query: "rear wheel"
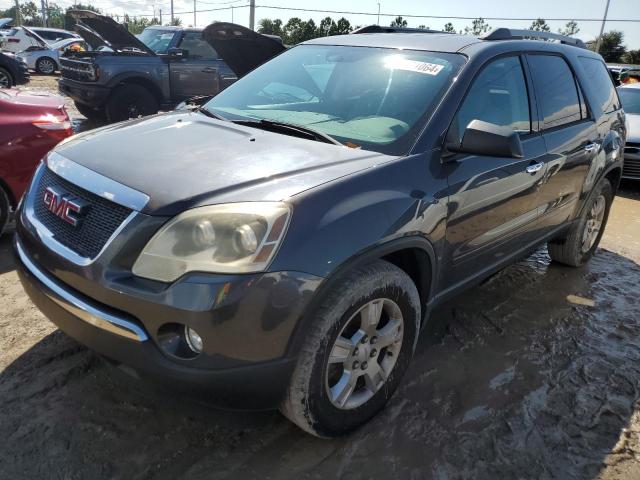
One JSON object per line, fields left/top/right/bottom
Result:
{"left": 0, "top": 187, "right": 10, "bottom": 236}
{"left": 106, "top": 84, "right": 159, "bottom": 123}
{"left": 0, "top": 67, "right": 13, "bottom": 88}
{"left": 547, "top": 178, "right": 613, "bottom": 267}
{"left": 74, "top": 102, "right": 106, "bottom": 122}
{"left": 36, "top": 57, "right": 57, "bottom": 75}
{"left": 281, "top": 260, "right": 421, "bottom": 437}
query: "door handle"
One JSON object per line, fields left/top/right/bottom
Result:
{"left": 526, "top": 162, "right": 545, "bottom": 174}
{"left": 584, "top": 143, "right": 599, "bottom": 154}
{"left": 201, "top": 67, "right": 217, "bottom": 73}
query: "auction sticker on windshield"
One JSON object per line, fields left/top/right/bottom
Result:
{"left": 384, "top": 56, "right": 445, "bottom": 75}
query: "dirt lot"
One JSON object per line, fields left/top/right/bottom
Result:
{"left": 2, "top": 75, "right": 640, "bottom": 479}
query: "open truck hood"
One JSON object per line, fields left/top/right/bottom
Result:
{"left": 202, "top": 22, "right": 285, "bottom": 77}
{"left": 68, "top": 10, "right": 154, "bottom": 55}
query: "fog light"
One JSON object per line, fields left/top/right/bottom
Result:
{"left": 185, "top": 326, "right": 203, "bottom": 353}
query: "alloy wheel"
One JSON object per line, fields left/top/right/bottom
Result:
{"left": 581, "top": 194, "right": 606, "bottom": 253}
{"left": 39, "top": 59, "right": 55, "bottom": 74}
{"left": 0, "top": 70, "right": 10, "bottom": 88}
{"left": 325, "top": 298, "right": 404, "bottom": 410}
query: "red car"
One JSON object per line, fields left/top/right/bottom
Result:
{"left": 0, "top": 89, "right": 72, "bottom": 233}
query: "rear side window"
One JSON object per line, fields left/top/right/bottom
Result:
{"left": 579, "top": 57, "right": 620, "bottom": 113}
{"left": 527, "top": 55, "right": 583, "bottom": 129}
{"left": 454, "top": 55, "right": 531, "bottom": 142}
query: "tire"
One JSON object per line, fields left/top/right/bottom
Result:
{"left": 74, "top": 102, "right": 106, "bottom": 122}
{"left": 0, "top": 187, "right": 10, "bottom": 236}
{"left": 281, "top": 260, "right": 421, "bottom": 437}
{"left": 106, "top": 84, "right": 159, "bottom": 123}
{"left": 35, "top": 57, "right": 57, "bottom": 75}
{"left": 547, "top": 178, "right": 614, "bottom": 267}
{"left": 0, "top": 67, "right": 13, "bottom": 88}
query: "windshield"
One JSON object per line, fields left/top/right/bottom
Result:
{"left": 618, "top": 87, "right": 640, "bottom": 115}
{"left": 203, "top": 45, "right": 465, "bottom": 154}
{"left": 138, "top": 28, "right": 175, "bottom": 54}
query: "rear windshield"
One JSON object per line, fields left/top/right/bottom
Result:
{"left": 203, "top": 44, "right": 465, "bottom": 155}
{"left": 618, "top": 87, "right": 640, "bottom": 115}
{"left": 138, "top": 29, "right": 175, "bottom": 54}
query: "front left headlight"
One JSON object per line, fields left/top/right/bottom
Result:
{"left": 132, "top": 202, "right": 291, "bottom": 282}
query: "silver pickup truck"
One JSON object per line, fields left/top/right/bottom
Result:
{"left": 58, "top": 11, "right": 284, "bottom": 122}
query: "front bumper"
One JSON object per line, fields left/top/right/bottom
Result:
{"left": 14, "top": 229, "right": 323, "bottom": 409}
{"left": 59, "top": 77, "right": 110, "bottom": 108}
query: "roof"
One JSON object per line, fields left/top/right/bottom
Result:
{"left": 30, "top": 27, "right": 75, "bottom": 33}
{"left": 303, "top": 32, "right": 480, "bottom": 53}
{"left": 145, "top": 25, "right": 203, "bottom": 32}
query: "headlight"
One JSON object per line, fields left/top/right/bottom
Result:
{"left": 132, "top": 202, "right": 291, "bottom": 282}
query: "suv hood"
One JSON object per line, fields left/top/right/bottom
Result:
{"left": 0, "top": 18, "right": 12, "bottom": 29}
{"left": 74, "top": 23, "right": 107, "bottom": 50}
{"left": 54, "top": 111, "right": 394, "bottom": 215}
{"left": 22, "top": 26, "right": 48, "bottom": 47}
{"left": 68, "top": 10, "right": 154, "bottom": 55}
{"left": 203, "top": 22, "right": 285, "bottom": 77}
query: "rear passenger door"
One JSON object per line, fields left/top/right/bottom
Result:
{"left": 170, "top": 31, "right": 221, "bottom": 101}
{"left": 443, "top": 55, "right": 549, "bottom": 288}
{"left": 525, "top": 54, "right": 599, "bottom": 231}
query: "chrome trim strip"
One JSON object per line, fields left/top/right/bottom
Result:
{"left": 46, "top": 152, "right": 150, "bottom": 211}
{"left": 24, "top": 159, "right": 144, "bottom": 266}
{"left": 16, "top": 240, "right": 149, "bottom": 342}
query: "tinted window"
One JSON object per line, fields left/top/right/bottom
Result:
{"left": 618, "top": 87, "right": 640, "bottom": 115}
{"left": 455, "top": 56, "right": 530, "bottom": 142}
{"left": 179, "top": 32, "right": 218, "bottom": 59}
{"left": 138, "top": 29, "right": 176, "bottom": 54}
{"left": 579, "top": 57, "right": 620, "bottom": 113}
{"left": 528, "top": 55, "right": 582, "bottom": 129}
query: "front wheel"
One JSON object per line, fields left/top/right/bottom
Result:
{"left": 0, "top": 67, "right": 13, "bottom": 88}
{"left": 35, "top": 57, "right": 57, "bottom": 75}
{"left": 106, "top": 84, "right": 159, "bottom": 123}
{"left": 547, "top": 178, "right": 614, "bottom": 267}
{"left": 74, "top": 102, "right": 106, "bottom": 122}
{"left": 281, "top": 260, "right": 421, "bottom": 437}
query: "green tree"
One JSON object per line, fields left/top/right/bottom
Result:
{"left": 168, "top": 17, "right": 182, "bottom": 26}
{"left": 529, "top": 18, "right": 551, "bottom": 32}
{"left": 390, "top": 16, "right": 408, "bottom": 27}
{"left": 258, "top": 18, "right": 284, "bottom": 37}
{"left": 318, "top": 16, "right": 336, "bottom": 36}
{"left": 283, "top": 17, "right": 306, "bottom": 44}
{"left": 443, "top": 22, "right": 456, "bottom": 33}
{"left": 464, "top": 18, "right": 490, "bottom": 36}
{"left": 590, "top": 30, "right": 627, "bottom": 62}
{"left": 124, "top": 15, "right": 160, "bottom": 35}
{"left": 621, "top": 49, "right": 640, "bottom": 65}
{"left": 333, "top": 17, "right": 352, "bottom": 35}
{"left": 559, "top": 20, "right": 580, "bottom": 36}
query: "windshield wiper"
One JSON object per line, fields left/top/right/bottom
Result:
{"left": 233, "top": 119, "right": 343, "bottom": 146}
{"left": 197, "top": 106, "right": 228, "bottom": 121}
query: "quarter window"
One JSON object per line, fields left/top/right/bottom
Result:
{"left": 579, "top": 57, "right": 620, "bottom": 114}
{"left": 527, "top": 55, "right": 583, "bottom": 129}
{"left": 454, "top": 56, "right": 531, "bottom": 143}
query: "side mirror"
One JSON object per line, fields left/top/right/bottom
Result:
{"left": 168, "top": 47, "right": 187, "bottom": 58}
{"left": 448, "top": 120, "right": 524, "bottom": 159}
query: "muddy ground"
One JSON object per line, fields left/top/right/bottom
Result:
{"left": 1, "top": 75, "right": 640, "bottom": 479}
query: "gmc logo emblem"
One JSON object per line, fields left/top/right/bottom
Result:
{"left": 43, "top": 187, "right": 89, "bottom": 227}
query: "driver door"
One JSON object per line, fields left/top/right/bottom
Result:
{"left": 170, "top": 31, "right": 221, "bottom": 101}
{"left": 442, "top": 55, "right": 550, "bottom": 288}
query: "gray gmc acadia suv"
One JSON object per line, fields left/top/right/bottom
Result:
{"left": 14, "top": 27, "right": 625, "bottom": 437}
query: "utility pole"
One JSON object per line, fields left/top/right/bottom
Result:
{"left": 377, "top": 3, "right": 380, "bottom": 26}
{"left": 14, "top": 0, "right": 21, "bottom": 26}
{"left": 595, "top": 0, "right": 611, "bottom": 53}
{"left": 193, "top": 0, "right": 196, "bottom": 26}
{"left": 231, "top": 6, "right": 234, "bottom": 23}
{"left": 40, "top": 0, "right": 46, "bottom": 26}
{"left": 170, "top": 0, "right": 174, "bottom": 25}
{"left": 249, "top": 0, "right": 255, "bottom": 30}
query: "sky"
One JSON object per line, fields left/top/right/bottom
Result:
{"left": 1, "top": 0, "right": 639, "bottom": 49}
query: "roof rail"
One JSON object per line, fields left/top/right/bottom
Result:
{"left": 352, "top": 25, "right": 449, "bottom": 35}
{"left": 482, "top": 28, "right": 587, "bottom": 49}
